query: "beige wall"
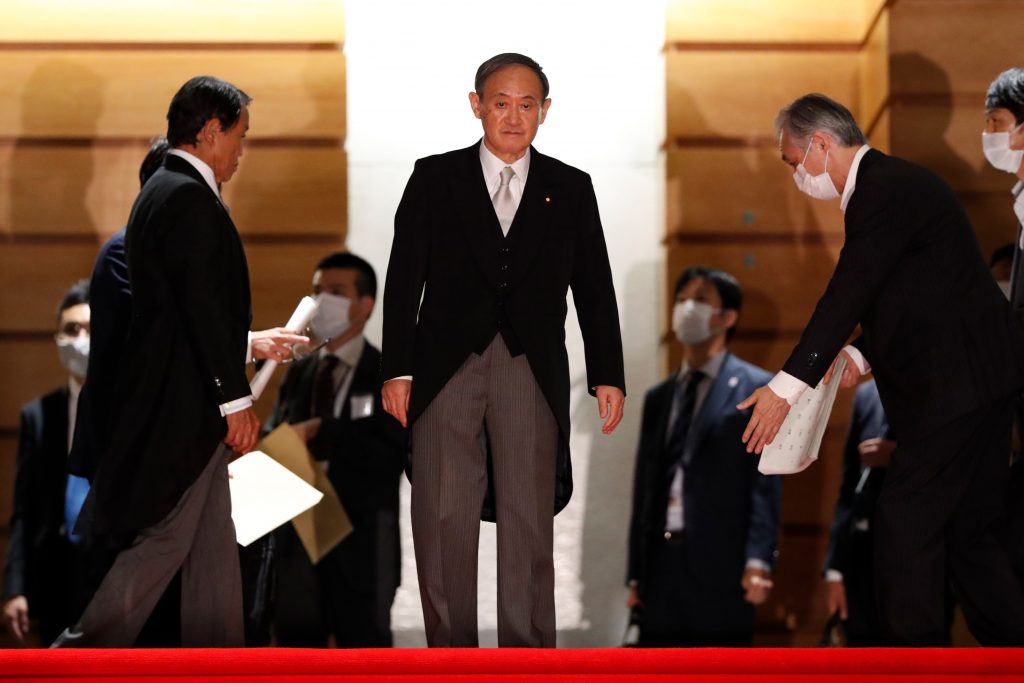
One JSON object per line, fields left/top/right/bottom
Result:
{"left": 0, "top": 4, "right": 346, "bottom": 638}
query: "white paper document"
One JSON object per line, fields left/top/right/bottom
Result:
{"left": 758, "top": 357, "right": 847, "bottom": 475}
{"left": 228, "top": 450, "right": 324, "bottom": 546}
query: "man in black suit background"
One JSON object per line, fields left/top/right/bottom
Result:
{"left": 2, "top": 282, "right": 90, "bottom": 645}
{"left": 53, "top": 76, "right": 304, "bottom": 648}
{"left": 264, "top": 251, "right": 406, "bottom": 647}
{"left": 740, "top": 94, "right": 1024, "bottom": 645}
{"left": 381, "top": 53, "right": 626, "bottom": 648}
{"left": 627, "top": 267, "right": 781, "bottom": 647}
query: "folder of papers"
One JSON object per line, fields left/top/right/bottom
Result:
{"left": 758, "top": 356, "right": 847, "bottom": 475}
{"left": 257, "top": 423, "right": 353, "bottom": 564}
{"left": 228, "top": 451, "right": 323, "bottom": 547}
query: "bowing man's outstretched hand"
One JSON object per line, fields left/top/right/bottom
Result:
{"left": 596, "top": 385, "right": 625, "bottom": 435}
{"left": 737, "top": 386, "right": 790, "bottom": 455}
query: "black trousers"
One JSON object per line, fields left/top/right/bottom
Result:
{"left": 638, "top": 534, "right": 754, "bottom": 648}
{"left": 875, "top": 400, "right": 1024, "bottom": 646}
{"left": 273, "top": 524, "right": 394, "bottom": 648}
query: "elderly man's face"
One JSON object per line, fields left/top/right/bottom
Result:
{"left": 779, "top": 129, "right": 829, "bottom": 177}
{"left": 469, "top": 65, "right": 551, "bottom": 163}
{"left": 208, "top": 107, "right": 249, "bottom": 184}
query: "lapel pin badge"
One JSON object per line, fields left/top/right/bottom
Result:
{"left": 544, "top": 196, "right": 552, "bottom": 204}
{"left": 728, "top": 376, "right": 739, "bottom": 388}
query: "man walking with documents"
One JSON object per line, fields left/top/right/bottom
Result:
{"left": 739, "top": 94, "right": 1024, "bottom": 645}
{"left": 53, "top": 76, "right": 303, "bottom": 647}
{"left": 627, "top": 267, "right": 780, "bottom": 647}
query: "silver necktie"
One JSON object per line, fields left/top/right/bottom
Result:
{"left": 492, "top": 166, "right": 516, "bottom": 236}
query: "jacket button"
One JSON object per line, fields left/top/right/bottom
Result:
{"left": 806, "top": 352, "right": 819, "bottom": 368}
{"left": 502, "top": 247, "right": 511, "bottom": 254}
{"left": 500, "top": 282, "right": 509, "bottom": 289}
{"left": 501, "top": 265, "right": 509, "bottom": 271}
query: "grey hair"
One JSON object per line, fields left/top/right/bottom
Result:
{"left": 475, "top": 53, "right": 549, "bottom": 99}
{"left": 774, "top": 93, "right": 867, "bottom": 147}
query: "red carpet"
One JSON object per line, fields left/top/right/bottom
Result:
{"left": 1, "top": 648, "right": 1023, "bottom": 682}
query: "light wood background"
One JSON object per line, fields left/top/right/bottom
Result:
{"left": 0, "top": 3, "right": 346, "bottom": 633}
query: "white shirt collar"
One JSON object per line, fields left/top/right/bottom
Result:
{"left": 320, "top": 333, "right": 365, "bottom": 368}
{"left": 1012, "top": 180, "right": 1023, "bottom": 199}
{"left": 479, "top": 140, "right": 530, "bottom": 190}
{"left": 679, "top": 348, "right": 727, "bottom": 382}
{"left": 168, "top": 148, "right": 221, "bottom": 200}
{"left": 840, "top": 145, "right": 871, "bottom": 213}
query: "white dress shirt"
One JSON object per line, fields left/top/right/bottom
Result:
{"left": 1012, "top": 181, "right": 1024, "bottom": 238}
{"left": 768, "top": 145, "right": 872, "bottom": 405}
{"left": 67, "top": 376, "right": 82, "bottom": 455}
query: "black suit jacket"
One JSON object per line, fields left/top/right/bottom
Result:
{"left": 264, "top": 341, "right": 406, "bottom": 593}
{"left": 627, "top": 353, "right": 782, "bottom": 611}
{"left": 783, "top": 149, "right": 1024, "bottom": 442}
{"left": 383, "top": 142, "right": 626, "bottom": 516}
{"left": 69, "top": 228, "right": 130, "bottom": 480}
{"left": 3, "top": 387, "right": 76, "bottom": 639}
{"left": 82, "top": 155, "right": 252, "bottom": 540}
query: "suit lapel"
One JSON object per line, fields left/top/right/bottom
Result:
{"left": 451, "top": 143, "right": 504, "bottom": 288}
{"left": 685, "top": 353, "right": 740, "bottom": 466}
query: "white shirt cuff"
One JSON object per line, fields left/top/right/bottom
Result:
{"left": 385, "top": 376, "right": 413, "bottom": 383}
{"left": 825, "top": 569, "right": 844, "bottom": 583}
{"left": 842, "top": 345, "right": 870, "bottom": 374}
{"left": 767, "top": 371, "right": 809, "bottom": 406}
{"left": 219, "top": 396, "right": 253, "bottom": 416}
{"left": 745, "top": 558, "right": 772, "bottom": 573}
{"left": 245, "top": 331, "right": 253, "bottom": 365}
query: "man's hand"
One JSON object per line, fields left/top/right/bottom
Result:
{"left": 382, "top": 379, "right": 412, "bottom": 428}
{"left": 225, "top": 407, "right": 260, "bottom": 454}
{"left": 738, "top": 386, "right": 791, "bottom": 454}
{"left": 741, "top": 567, "right": 773, "bottom": 605}
{"left": 251, "top": 327, "right": 309, "bottom": 362}
{"left": 596, "top": 385, "right": 625, "bottom": 435}
{"left": 290, "top": 417, "right": 322, "bottom": 445}
{"left": 627, "top": 585, "right": 643, "bottom": 609}
{"left": 2, "top": 595, "right": 29, "bottom": 643}
{"left": 858, "top": 437, "right": 896, "bottom": 469}
{"left": 823, "top": 349, "right": 861, "bottom": 389}
{"left": 826, "top": 579, "right": 848, "bottom": 620}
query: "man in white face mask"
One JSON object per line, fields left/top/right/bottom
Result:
{"left": 983, "top": 68, "right": 1024, "bottom": 309}
{"left": 262, "top": 251, "right": 406, "bottom": 648}
{"left": 740, "top": 93, "right": 1024, "bottom": 646}
{"left": 2, "top": 281, "right": 93, "bottom": 645}
{"left": 626, "top": 267, "right": 781, "bottom": 647}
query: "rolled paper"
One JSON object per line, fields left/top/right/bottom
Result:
{"left": 249, "top": 295, "right": 320, "bottom": 400}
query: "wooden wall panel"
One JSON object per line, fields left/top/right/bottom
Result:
{"left": 0, "top": 341, "right": 67, "bottom": 431}
{"left": 667, "top": 0, "right": 882, "bottom": 44}
{"left": 667, "top": 52, "right": 860, "bottom": 140}
{"left": 0, "top": 243, "right": 98, "bottom": 333}
{"left": 666, "top": 242, "right": 840, "bottom": 332}
{"left": 0, "top": 437, "right": 15, "bottom": 525}
{"left": 667, "top": 149, "right": 846, "bottom": 237}
{"left": 2, "top": 1, "right": 345, "bottom": 44}
{"left": 0, "top": 50, "right": 345, "bottom": 140}
{"left": 889, "top": 0, "right": 1021, "bottom": 95}
{"left": 858, "top": 8, "right": 890, "bottom": 150}
{"left": 0, "top": 144, "right": 346, "bottom": 238}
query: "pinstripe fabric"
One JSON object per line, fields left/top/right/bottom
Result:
{"left": 411, "top": 336, "right": 558, "bottom": 648}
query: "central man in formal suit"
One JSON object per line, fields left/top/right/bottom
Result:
{"left": 264, "top": 251, "right": 406, "bottom": 648}
{"left": 627, "top": 267, "right": 781, "bottom": 647}
{"left": 740, "top": 93, "right": 1024, "bottom": 645}
{"left": 381, "top": 53, "right": 626, "bottom": 648}
{"left": 54, "top": 75, "right": 304, "bottom": 647}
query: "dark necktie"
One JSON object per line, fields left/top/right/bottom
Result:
{"left": 312, "top": 355, "right": 341, "bottom": 420}
{"left": 665, "top": 370, "right": 705, "bottom": 474}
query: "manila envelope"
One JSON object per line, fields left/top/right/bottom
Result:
{"left": 257, "top": 423, "right": 353, "bottom": 564}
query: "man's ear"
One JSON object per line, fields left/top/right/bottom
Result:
{"left": 723, "top": 309, "right": 739, "bottom": 332}
{"left": 359, "top": 295, "right": 375, "bottom": 319}
{"left": 539, "top": 98, "right": 552, "bottom": 124}
{"left": 199, "top": 117, "right": 221, "bottom": 145}
{"left": 468, "top": 91, "right": 483, "bottom": 120}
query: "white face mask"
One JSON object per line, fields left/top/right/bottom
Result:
{"left": 57, "top": 335, "right": 89, "bottom": 378}
{"left": 982, "top": 128, "right": 1024, "bottom": 174}
{"left": 672, "top": 300, "right": 720, "bottom": 346}
{"left": 793, "top": 140, "right": 840, "bottom": 200}
{"left": 310, "top": 292, "right": 352, "bottom": 341}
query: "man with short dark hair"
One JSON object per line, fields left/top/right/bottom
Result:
{"left": 2, "top": 281, "right": 90, "bottom": 645}
{"left": 382, "top": 53, "right": 625, "bottom": 647}
{"left": 627, "top": 267, "right": 780, "bottom": 647}
{"left": 740, "top": 93, "right": 1024, "bottom": 645}
{"left": 983, "top": 68, "right": 1024, "bottom": 309}
{"left": 53, "top": 75, "right": 305, "bottom": 648}
{"left": 264, "top": 251, "right": 405, "bottom": 648}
